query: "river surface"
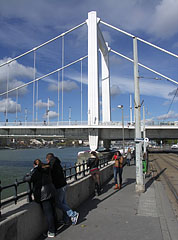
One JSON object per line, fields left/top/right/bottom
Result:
{"left": 0, "top": 146, "right": 89, "bottom": 188}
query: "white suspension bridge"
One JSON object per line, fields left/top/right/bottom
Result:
{"left": 0, "top": 11, "right": 178, "bottom": 192}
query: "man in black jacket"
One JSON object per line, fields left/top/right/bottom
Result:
{"left": 46, "top": 153, "right": 79, "bottom": 225}
{"left": 24, "top": 159, "right": 56, "bottom": 238}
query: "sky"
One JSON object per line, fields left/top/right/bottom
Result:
{"left": 0, "top": 0, "right": 178, "bottom": 124}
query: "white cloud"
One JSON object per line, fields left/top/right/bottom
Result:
{"left": 0, "top": 98, "right": 21, "bottom": 113}
{"left": 35, "top": 99, "right": 55, "bottom": 109}
{"left": 110, "top": 75, "right": 175, "bottom": 99}
{"left": 43, "top": 110, "right": 58, "bottom": 119}
{"left": 156, "top": 110, "right": 178, "bottom": 120}
{"left": 48, "top": 80, "right": 79, "bottom": 92}
{"left": 0, "top": 58, "right": 33, "bottom": 97}
{"left": 148, "top": 0, "right": 178, "bottom": 40}
{"left": 110, "top": 84, "right": 122, "bottom": 96}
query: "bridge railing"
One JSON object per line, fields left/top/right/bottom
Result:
{"left": 0, "top": 156, "right": 110, "bottom": 216}
{"left": 0, "top": 120, "right": 177, "bottom": 127}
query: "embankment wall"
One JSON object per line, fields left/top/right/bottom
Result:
{"left": 0, "top": 162, "right": 114, "bottom": 240}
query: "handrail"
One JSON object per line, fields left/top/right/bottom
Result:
{"left": 0, "top": 156, "right": 110, "bottom": 217}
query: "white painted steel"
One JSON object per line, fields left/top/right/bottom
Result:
{"left": 101, "top": 42, "right": 111, "bottom": 123}
{"left": 87, "top": 11, "right": 100, "bottom": 150}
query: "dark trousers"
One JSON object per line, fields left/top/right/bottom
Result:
{"left": 114, "top": 167, "right": 123, "bottom": 185}
{"left": 41, "top": 199, "right": 56, "bottom": 233}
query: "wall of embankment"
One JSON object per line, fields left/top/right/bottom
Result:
{"left": 0, "top": 162, "right": 114, "bottom": 240}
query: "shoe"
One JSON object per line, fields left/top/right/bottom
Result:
{"left": 71, "top": 212, "right": 79, "bottom": 225}
{"left": 47, "top": 231, "right": 55, "bottom": 238}
{"left": 114, "top": 184, "right": 119, "bottom": 190}
{"left": 119, "top": 184, "right": 122, "bottom": 190}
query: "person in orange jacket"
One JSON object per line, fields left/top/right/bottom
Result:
{"left": 112, "top": 151, "right": 123, "bottom": 190}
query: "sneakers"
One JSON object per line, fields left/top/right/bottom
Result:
{"left": 71, "top": 212, "right": 79, "bottom": 225}
{"left": 42, "top": 231, "right": 55, "bottom": 238}
{"left": 47, "top": 231, "right": 55, "bottom": 238}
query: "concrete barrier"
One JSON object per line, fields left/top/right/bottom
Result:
{"left": 0, "top": 162, "right": 114, "bottom": 240}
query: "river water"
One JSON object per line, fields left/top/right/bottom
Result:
{"left": 0, "top": 146, "right": 89, "bottom": 191}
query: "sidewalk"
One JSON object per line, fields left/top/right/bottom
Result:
{"left": 42, "top": 164, "right": 178, "bottom": 240}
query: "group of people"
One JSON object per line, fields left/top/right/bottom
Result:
{"left": 25, "top": 148, "right": 134, "bottom": 238}
{"left": 24, "top": 153, "right": 79, "bottom": 238}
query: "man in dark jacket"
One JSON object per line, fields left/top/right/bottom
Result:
{"left": 24, "top": 159, "right": 56, "bottom": 238}
{"left": 46, "top": 153, "right": 79, "bottom": 225}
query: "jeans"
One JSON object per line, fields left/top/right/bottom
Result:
{"left": 113, "top": 167, "right": 123, "bottom": 185}
{"left": 56, "top": 186, "right": 77, "bottom": 220}
{"left": 42, "top": 199, "right": 56, "bottom": 233}
{"left": 127, "top": 158, "right": 131, "bottom": 166}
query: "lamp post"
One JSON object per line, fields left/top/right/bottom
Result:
{"left": 69, "top": 106, "right": 72, "bottom": 125}
{"left": 117, "top": 105, "right": 125, "bottom": 155}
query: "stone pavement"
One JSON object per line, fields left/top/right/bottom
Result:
{"left": 41, "top": 163, "right": 178, "bottom": 240}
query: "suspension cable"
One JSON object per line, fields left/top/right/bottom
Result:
{"left": 0, "top": 55, "right": 88, "bottom": 97}
{"left": 61, "top": 36, "right": 64, "bottom": 121}
{"left": 58, "top": 71, "right": 60, "bottom": 123}
{"left": 5, "top": 63, "right": 9, "bottom": 122}
{"left": 36, "top": 52, "right": 38, "bottom": 122}
{"left": 16, "top": 89, "right": 18, "bottom": 123}
{"left": 101, "top": 20, "right": 178, "bottom": 59}
{"left": 81, "top": 59, "right": 83, "bottom": 122}
{"left": 0, "top": 21, "right": 86, "bottom": 69}
{"left": 33, "top": 50, "right": 36, "bottom": 123}
{"left": 110, "top": 48, "right": 178, "bottom": 85}
{"left": 167, "top": 87, "right": 178, "bottom": 113}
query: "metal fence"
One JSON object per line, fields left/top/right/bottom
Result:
{"left": 0, "top": 156, "right": 110, "bottom": 217}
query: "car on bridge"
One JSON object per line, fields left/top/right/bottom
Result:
{"left": 171, "top": 144, "right": 178, "bottom": 149}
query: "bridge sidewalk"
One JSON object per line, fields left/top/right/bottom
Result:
{"left": 42, "top": 164, "right": 178, "bottom": 240}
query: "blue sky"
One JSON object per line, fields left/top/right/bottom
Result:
{"left": 0, "top": 0, "right": 178, "bottom": 123}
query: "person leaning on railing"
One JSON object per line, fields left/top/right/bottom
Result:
{"left": 87, "top": 151, "right": 101, "bottom": 196}
{"left": 24, "top": 159, "right": 56, "bottom": 238}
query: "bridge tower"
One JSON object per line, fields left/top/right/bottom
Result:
{"left": 87, "top": 11, "right": 111, "bottom": 151}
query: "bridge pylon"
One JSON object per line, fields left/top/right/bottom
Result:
{"left": 87, "top": 11, "right": 111, "bottom": 151}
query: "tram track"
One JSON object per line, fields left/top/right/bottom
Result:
{"left": 150, "top": 153, "right": 178, "bottom": 205}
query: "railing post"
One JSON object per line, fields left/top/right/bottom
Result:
{"left": 27, "top": 181, "right": 32, "bottom": 202}
{"left": 74, "top": 163, "right": 77, "bottom": 181}
{"left": 15, "top": 179, "right": 18, "bottom": 204}
{"left": 83, "top": 161, "right": 85, "bottom": 177}
{"left": 0, "top": 180, "right": 1, "bottom": 217}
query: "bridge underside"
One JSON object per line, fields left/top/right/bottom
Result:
{"left": 0, "top": 127, "right": 178, "bottom": 140}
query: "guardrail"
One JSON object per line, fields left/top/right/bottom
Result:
{"left": 0, "top": 156, "right": 110, "bottom": 217}
{"left": 0, "top": 120, "right": 177, "bottom": 127}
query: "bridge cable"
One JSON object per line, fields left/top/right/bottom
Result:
{"left": 167, "top": 87, "right": 178, "bottom": 114}
{"left": 0, "top": 22, "right": 86, "bottom": 69}
{"left": 57, "top": 70, "right": 60, "bottom": 124}
{"left": 5, "top": 63, "right": 10, "bottom": 122}
{"left": 16, "top": 89, "right": 18, "bottom": 123}
{"left": 81, "top": 59, "right": 83, "bottom": 122}
{"left": 0, "top": 56, "right": 88, "bottom": 97}
{"left": 101, "top": 20, "right": 178, "bottom": 59}
{"left": 110, "top": 49, "right": 178, "bottom": 86}
{"left": 62, "top": 36, "right": 64, "bottom": 122}
{"left": 33, "top": 50, "right": 36, "bottom": 123}
{"left": 36, "top": 52, "right": 38, "bottom": 122}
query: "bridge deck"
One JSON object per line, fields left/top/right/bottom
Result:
{"left": 40, "top": 163, "right": 178, "bottom": 240}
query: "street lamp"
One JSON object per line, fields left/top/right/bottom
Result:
{"left": 117, "top": 105, "right": 125, "bottom": 155}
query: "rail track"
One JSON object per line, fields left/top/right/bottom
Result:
{"left": 149, "top": 153, "right": 178, "bottom": 205}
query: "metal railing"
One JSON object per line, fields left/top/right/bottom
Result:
{"left": 0, "top": 120, "right": 178, "bottom": 127}
{"left": 0, "top": 156, "right": 110, "bottom": 216}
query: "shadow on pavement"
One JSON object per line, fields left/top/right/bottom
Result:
{"left": 145, "top": 168, "right": 166, "bottom": 192}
